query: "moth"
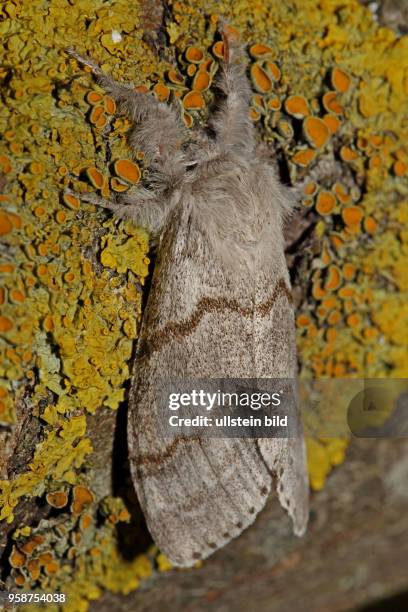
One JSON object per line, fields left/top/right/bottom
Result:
{"left": 67, "top": 22, "right": 309, "bottom": 567}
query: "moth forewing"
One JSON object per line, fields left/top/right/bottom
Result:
{"left": 126, "top": 159, "right": 309, "bottom": 567}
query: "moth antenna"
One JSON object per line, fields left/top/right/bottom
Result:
{"left": 66, "top": 47, "right": 103, "bottom": 77}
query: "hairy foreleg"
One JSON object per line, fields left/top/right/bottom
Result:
{"left": 208, "top": 22, "right": 255, "bottom": 156}
{"left": 65, "top": 188, "right": 169, "bottom": 234}
{"left": 67, "top": 48, "right": 187, "bottom": 189}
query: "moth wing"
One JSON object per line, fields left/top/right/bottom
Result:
{"left": 128, "top": 173, "right": 309, "bottom": 566}
{"left": 127, "top": 205, "right": 277, "bottom": 566}
{"left": 128, "top": 378, "right": 274, "bottom": 566}
{"left": 258, "top": 435, "right": 309, "bottom": 536}
{"left": 254, "top": 265, "right": 309, "bottom": 537}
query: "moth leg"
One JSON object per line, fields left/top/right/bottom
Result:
{"left": 118, "top": 188, "right": 171, "bottom": 233}
{"left": 67, "top": 48, "right": 187, "bottom": 190}
{"left": 208, "top": 22, "right": 255, "bottom": 155}
{"left": 65, "top": 188, "right": 168, "bottom": 233}
{"left": 64, "top": 188, "right": 120, "bottom": 212}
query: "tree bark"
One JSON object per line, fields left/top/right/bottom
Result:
{"left": 93, "top": 438, "right": 408, "bottom": 612}
{"left": 1, "top": 1, "right": 407, "bottom": 609}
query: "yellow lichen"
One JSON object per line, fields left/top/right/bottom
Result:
{"left": 1, "top": 0, "right": 407, "bottom": 607}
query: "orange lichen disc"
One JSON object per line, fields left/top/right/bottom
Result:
{"left": 185, "top": 46, "right": 204, "bottom": 63}
{"left": 182, "top": 90, "right": 205, "bottom": 110}
{"left": 21, "top": 535, "right": 44, "bottom": 555}
{"left": 45, "top": 561, "right": 59, "bottom": 575}
{"left": 9, "top": 546, "right": 26, "bottom": 569}
{"left": 187, "top": 64, "right": 196, "bottom": 77}
{"left": 297, "top": 314, "right": 311, "bottom": 327}
{"left": 249, "top": 107, "right": 261, "bottom": 121}
{"left": 89, "top": 106, "right": 104, "bottom": 125}
{"left": 312, "top": 279, "right": 326, "bottom": 300}
{"left": 369, "top": 134, "right": 383, "bottom": 148}
{"left": 268, "top": 96, "right": 281, "bottom": 110}
{"left": 303, "top": 116, "right": 330, "bottom": 148}
{"left": 343, "top": 263, "right": 356, "bottom": 280}
{"left": 113, "top": 159, "right": 141, "bottom": 184}
{"left": 34, "top": 206, "right": 46, "bottom": 217}
{"left": 303, "top": 182, "right": 318, "bottom": 196}
{"left": 80, "top": 515, "right": 93, "bottom": 530}
{"left": 134, "top": 84, "right": 150, "bottom": 93}
{"left": 0, "top": 154, "right": 12, "bottom": 173}
{"left": 322, "top": 296, "right": 337, "bottom": 309}
{"left": 153, "top": 82, "right": 170, "bottom": 102}
{"left": 250, "top": 63, "right": 272, "bottom": 93}
{"left": 316, "top": 191, "right": 336, "bottom": 215}
{"left": 340, "top": 146, "right": 359, "bottom": 162}
{"left": 330, "top": 234, "right": 344, "bottom": 250}
{"left": 46, "top": 491, "right": 69, "bottom": 508}
{"left": 302, "top": 197, "right": 314, "bottom": 208}
{"left": 322, "top": 113, "right": 341, "bottom": 134}
{"left": 368, "top": 154, "right": 382, "bottom": 169}
{"left": 0, "top": 212, "right": 13, "bottom": 236}
{"left": 284, "top": 95, "right": 310, "bottom": 119}
{"left": 333, "top": 182, "right": 351, "bottom": 204}
{"left": 95, "top": 112, "right": 107, "bottom": 129}
{"left": 252, "top": 94, "right": 265, "bottom": 109}
{"left": 278, "top": 120, "right": 294, "bottom": 139}
{"left": 325, "top": 265, "right": 342, "bottom": 291}
{"left": 110, "top": 177, "right": 129, "bottom": 192}
{"left": 103, "top": 95, "right": 116, "bottom": 114}
{"left": 86, "top": 167, "right": 104, "bottom": 189}
{"left": 292, "top": 148, "right": 316, "bottom": 167}
{"left": 331, "top": 67, "right": 351, "bottom": 93}
{"left": 182, "top": 112, "right": 194, "bottom": 128}
{"left": 328, "top": 310, "right": 342, "bottom": 325}
{"left": 364, "top": 216, "right": 377, "bottom": 234}
{"left": 167, "top": 70, "right": 184, "bottom": 85}
{"left": 322, "top": 91, "right": 344, "bottom": 115}
{"left": 347, "top": 313, "right": 361, "bottom": 327}
{"left": 63, "top": 193, "right": 80, "bottom": 209}
{"left": 192, "top": 70, "right": 211, "bottom": 92}
{"left": 342, "top": 206, "right": 363, "bottom": 227}
{"left": 338, "top": 286, "right": 355, "bottom": 299}
{"left": 265, "top": 61, "right": 281, "bottom": 82}
{"left": 86, "top": 91, "right": 103, "bottom": 105}
{"left": 393, "top": 160, "right": 406, "bottom": 176}
{"left": 249, "top": 43, "right": 273, "bottom": 58}
{"left": 212, "top": 41, "right": 224, "bottom": 59}
{"left": 56, "top": 210, "right": 67, "bottom": 224}
{"left": 72, "top": 485, "right": 94, "bottom": 516}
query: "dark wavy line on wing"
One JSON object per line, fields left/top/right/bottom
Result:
{"left": 138, "top": 277, "right": 292, "bottom": 358}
